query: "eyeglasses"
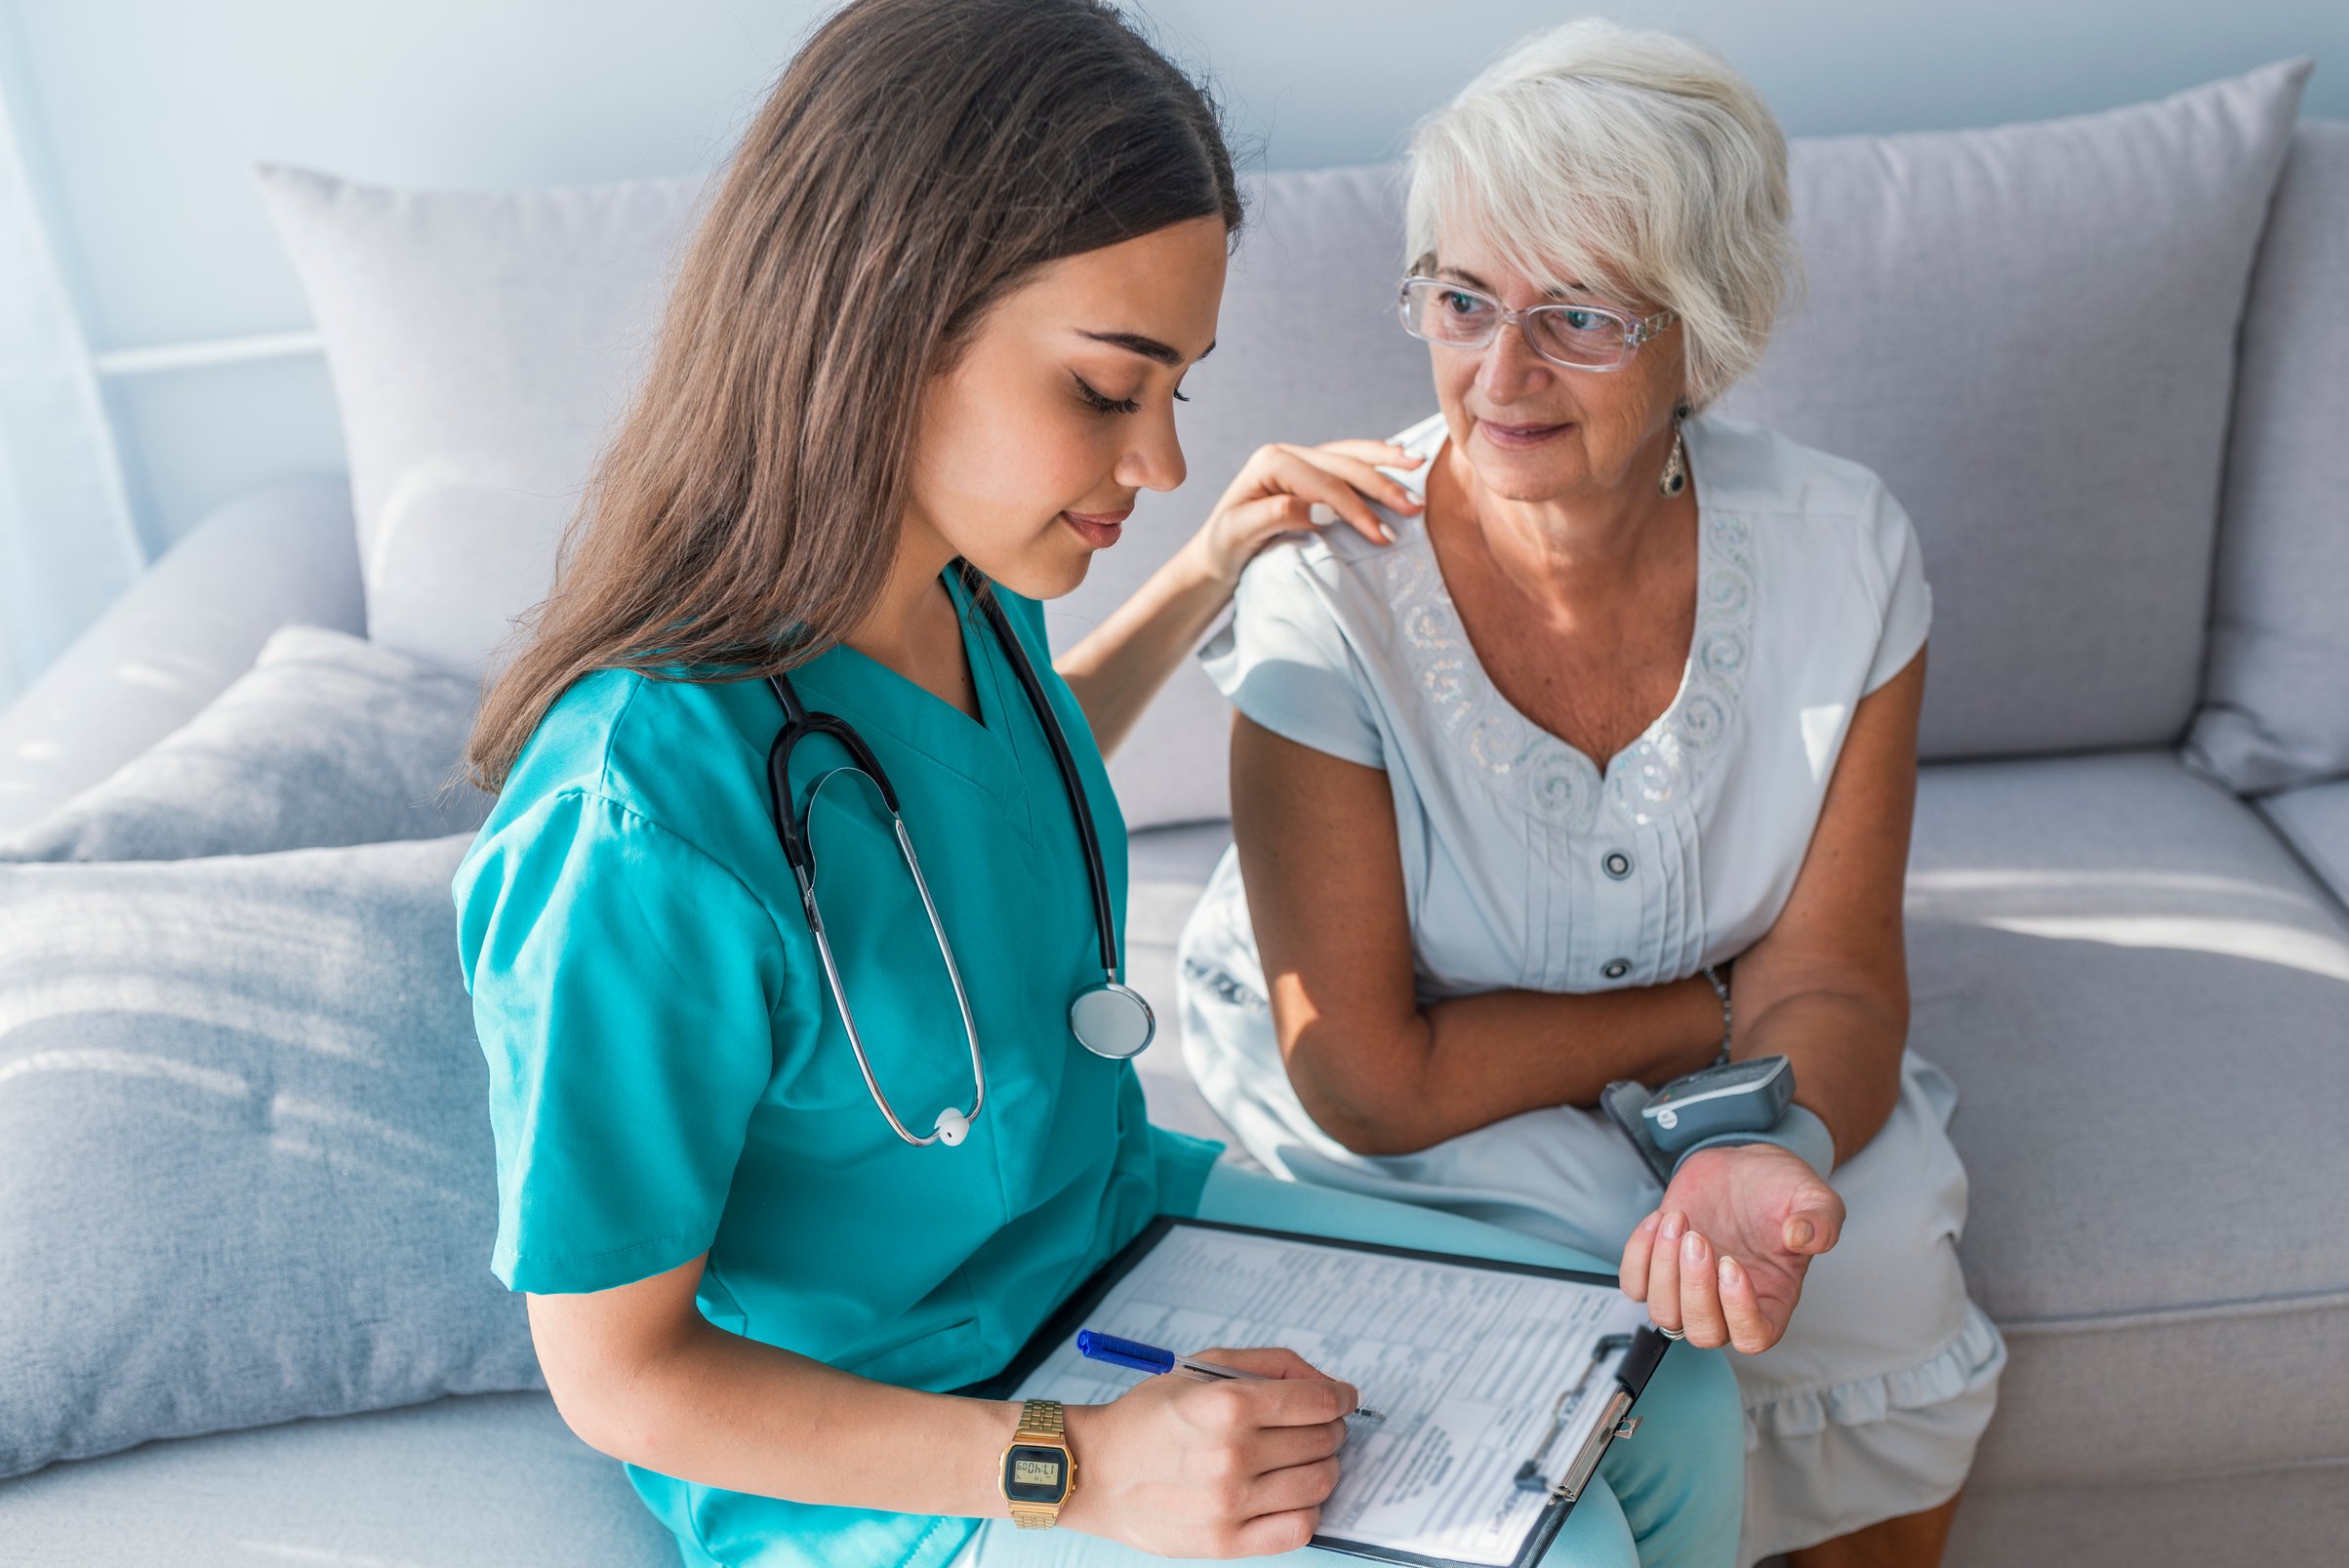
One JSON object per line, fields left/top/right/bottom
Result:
{"left": 1397, "top": 277, "right": 1678, "bottom": 372}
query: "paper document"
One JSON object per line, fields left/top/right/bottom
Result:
{"left": 1010, "top": 1224, "right": 1650, "bottom": 1567}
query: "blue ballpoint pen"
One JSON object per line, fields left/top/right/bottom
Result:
{"left": 1076, "top": 1330, "right": 1387, "bottom": 1425}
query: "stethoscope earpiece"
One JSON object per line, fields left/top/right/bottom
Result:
{"left": 933, "top": 1107, "right": 971, "bottom": 1147}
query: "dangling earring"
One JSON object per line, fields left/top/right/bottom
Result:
{"left": 1658, "top": 401, "right": 1691, "bottom": 497}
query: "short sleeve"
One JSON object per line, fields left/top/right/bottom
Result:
{"left": 454, "top": 788, "right": 781, "bottom": 1294}
{"left": 1197, "top": 545, "right": 1384, "bottom": 768}
{"left": 1862, "top": 485, "right": 1933, "bottom": 696}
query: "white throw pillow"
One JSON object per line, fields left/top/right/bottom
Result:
{"left": 0, "top": 625, "right": 489, "bottom": 862}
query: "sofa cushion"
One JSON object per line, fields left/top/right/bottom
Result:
{"left": 1715, "top": 62, "right": 2309, "bottom": 764}
{"left": 0, "top": 477, "right": 364, "bottom": 838}
{"left": 1903, "top": 750, "right": 2349, "bottom": 1486}
{"left": 2185, "top": 123, "right": 2349, "bottom": 795}
{"left": 2257, "top": 776, "right": 2349, "bottom": 913}
{"left": 0, "top": 835, "right": 538, "bottom": 1479}
{"left": 0, "top": 1391, "right": 670, "bottom": 1566}
{"left": 0, "top": 624, "right": 488, "bottom": 863}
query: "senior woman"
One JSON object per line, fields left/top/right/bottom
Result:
{"left": 1177, "top": 20, "right": 2005, "bottom": 1568}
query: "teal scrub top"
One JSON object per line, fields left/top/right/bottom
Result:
{"left": 453, "top": 572, "right": 1220, "bottom": 1568}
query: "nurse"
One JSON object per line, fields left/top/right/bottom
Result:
{"left": 452, "top": 2, "right": 1744, "bottom": 1566}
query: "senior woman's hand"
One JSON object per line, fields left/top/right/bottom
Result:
{"left": 1183, "top": 440, "right": 1424, "bottom": 589}
{"left": 1619, "top": 1144, "right": 1846, "bottom": 1354}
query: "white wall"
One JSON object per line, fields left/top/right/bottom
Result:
{"left": 3, "top": 0, "right": 2341, "bottom": 557}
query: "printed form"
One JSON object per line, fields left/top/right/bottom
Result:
{"left": 1011, "top": 1224, "right": 1652, "bottom": 1567}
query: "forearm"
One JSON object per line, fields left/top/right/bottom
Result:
{"left": 1285, "top": 974, "right": 1726, "bottom": 1155}
{"left": 571, "top": 1317, "right": 1018, "bottom": 1519}
{"left": 1055, "top": 537, "right": 1233, "bottom": 759}
{"left": 1734, "top": 987, "right": 1906, "bottom": 1165}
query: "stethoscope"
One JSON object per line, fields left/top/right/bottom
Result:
{"left": 764, "top": 562, "right": 1155, "bottom": 1149}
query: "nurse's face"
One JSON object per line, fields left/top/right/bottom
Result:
{"left": 908, "top": 215, "right": 1228, "bottom": 600}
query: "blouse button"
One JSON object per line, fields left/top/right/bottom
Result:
{"left": 1602, "top": 850, "right": 1633, "bottom": 880}
{"left": 1601, "top": 957, "right": 1631, "bottom": 980}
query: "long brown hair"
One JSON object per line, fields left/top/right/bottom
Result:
{"left": 466, "top": 0, "right": 1241, "bottom": 790}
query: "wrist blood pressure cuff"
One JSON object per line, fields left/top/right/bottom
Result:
{"left": 1602, "top": 1077, "right": 1837, "bottom": 1187}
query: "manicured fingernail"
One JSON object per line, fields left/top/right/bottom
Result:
{"left": 1681, "top": 1229, "right": 1706, "bottom": 1266}
{"left": 1376, "top": 520, "right": 1397, "bottom": 543}
{"left": 1307, "top": 502, "right": 1338, "bottom": 526}
{"left": 1788, "top": 1219, "right": 1815, "bottom": 1249}
{"left": 1659, "top": 1210, "right": 1686, "bottom": 1242}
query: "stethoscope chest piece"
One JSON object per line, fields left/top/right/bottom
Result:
{"left": 1071, "top": 981, "right": 1155, "bottom": 1061}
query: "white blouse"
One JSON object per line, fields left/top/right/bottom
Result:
{"left": 1190, "top": 409, "right": 1931, "bottom": 1001}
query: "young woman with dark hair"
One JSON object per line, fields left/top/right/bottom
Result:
{"left": 454, "top": 3, "right": 1743, "bottom": 1564}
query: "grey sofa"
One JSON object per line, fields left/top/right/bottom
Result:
{"left": 3, "top": 65, "right": 2346, "bottom": 1568}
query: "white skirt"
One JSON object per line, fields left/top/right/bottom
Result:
{"left": 1176, "top": 872, "right": 2008, "bottom": 1566}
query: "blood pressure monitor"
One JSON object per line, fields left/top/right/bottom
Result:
{"left": 1640, "top": 1055, "right": 1796, "bottom": 1152}
{"left": 1603, "top": 1054, "right": 1824, "bottom": 1186}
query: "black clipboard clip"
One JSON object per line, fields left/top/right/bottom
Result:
{"left": 1510, "top": 1329, "right": 1667, "bottom": 1502}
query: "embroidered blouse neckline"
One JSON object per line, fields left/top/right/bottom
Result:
{"left": 1378, "top": 417, "right": 1758, "bottom": 832}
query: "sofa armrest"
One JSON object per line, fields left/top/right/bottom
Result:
{"left": 0, "top": 476, "right": 362, "bottom": 834}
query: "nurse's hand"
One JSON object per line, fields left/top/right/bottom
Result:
{"left": 1185, "top": 441, "right": 1425, "bottom": 590}
{"left": 1618, "top": 1143, "right": 1844, "bottom": 1355}
{"left": 1056, "top": 1345, "right": 1357, "bottom": 1558}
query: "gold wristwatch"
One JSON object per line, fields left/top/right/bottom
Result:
{"left": 998, "top": 1398, "right": 1077, "bottom": 1529}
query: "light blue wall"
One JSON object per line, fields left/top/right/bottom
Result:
{"left": 5, "top": 0, "right": 2341, "bottom": 556}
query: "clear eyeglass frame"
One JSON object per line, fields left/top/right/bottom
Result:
{"left": 1396, "top": 276, "right": 1679, "bottom": 372}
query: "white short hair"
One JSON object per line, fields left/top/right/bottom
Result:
{"left": 1404, "top": 19, "right": 1797, "bottom": 409}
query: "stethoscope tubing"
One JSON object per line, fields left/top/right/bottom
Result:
{"left": 762, "top": 562, "right": 1145, "bottom": 1148}
{"left": 787, "top": 777, "right": 988, "bottom": 1147}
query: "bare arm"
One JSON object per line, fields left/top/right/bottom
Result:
{"left": 1058, "top": 442, "right": 1420, "bottom": 758}
{"left": 1232, "top": 715, "right": 1729, "bottom": 1156}
{"left": 528, "top": 1256, "right": 1016, "bottom": 1516}
{"left": 1721, "top": 645, "right": 1926, "bottom": 1163}
{"left": 527, "top": 1253, "right": 1360, "bottom": 1558}
{"left": 1616, "top": 646, "right": 1928, "bottom": 1353}
{"left": 1056, "top": 534, "right": 1241, "bottom": 759}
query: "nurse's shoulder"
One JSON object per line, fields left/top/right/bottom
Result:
{"left": 458, "top": 667, "right": 790, "bottom": 923}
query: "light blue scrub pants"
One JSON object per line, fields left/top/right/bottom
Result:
{"left": 959, "top": 1162, "right": 1745, "bottom": 1568}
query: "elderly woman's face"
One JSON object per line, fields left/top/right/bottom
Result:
{"left": 1425, "top": 232, "right": 1686, "bottom": 508}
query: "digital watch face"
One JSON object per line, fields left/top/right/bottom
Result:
{"left": 1002, "top": 1444, "right": 1070, "bottom": 1504}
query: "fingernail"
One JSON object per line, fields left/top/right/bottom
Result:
{"left": 1307, "top": 502, "right": 1339, "bottom": 526}
{"left": 1659, "top": 1210, "right": 1686, "bottom": 1242}
{"left": 1681, "top": 1229, "right": 1706, "bottom": 1266}
{"left": 1377, "top": 521, "right": 1397, "bottom": 544}
{"left": 1720, "top": 1255, "right": 1743, "bottom": 1289}
{"left": 1788, "top": 1219, "right": 1815, "bottom": 1249}
{"left": 1636, "top": 1212, "right": 1660, "bottom": 1235}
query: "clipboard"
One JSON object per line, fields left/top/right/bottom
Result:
{"left": 960, "top": 1216, "right": 1675, "bottom": 1568}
